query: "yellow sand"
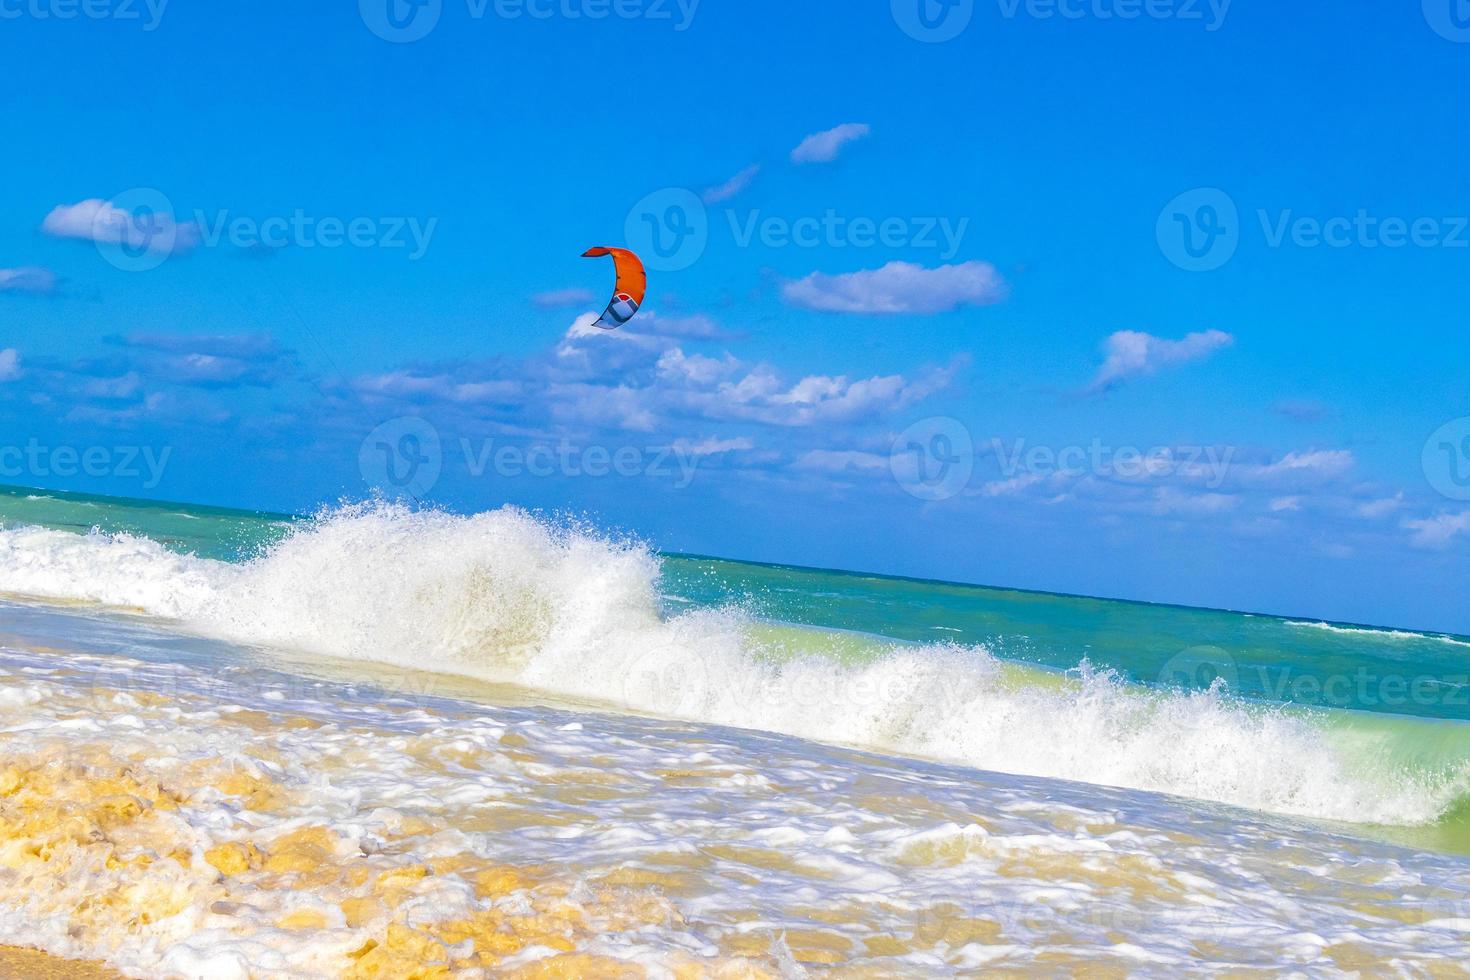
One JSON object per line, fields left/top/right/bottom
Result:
{"left": 0, "top": 946, "right": 122, "bottom": 978}
{"left": 0, "top": 740, "right": 780, "bottom": 978}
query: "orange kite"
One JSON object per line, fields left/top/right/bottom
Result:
{"left": 582, "top": 247, "right": 647, "bottom": 330}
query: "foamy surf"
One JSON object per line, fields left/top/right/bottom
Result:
{"left": 2, "top": 631, "right": 1467, "bottom": 979}
{"left": 1286, "top": 619, "right": 1470, "bottom": 649}
{"left": 0, "top": 502, "right": 1467, "bottom": 830}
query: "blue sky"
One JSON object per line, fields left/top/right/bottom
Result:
{"left": 2, "top": 0, "right": 1469, "bottom": 632}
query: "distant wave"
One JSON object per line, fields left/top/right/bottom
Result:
{"left": 1286, "top": 619, "right": 1470, "bottom": 649}
{"left": 0, "top": 502, "right": 1467, "bottom": 829}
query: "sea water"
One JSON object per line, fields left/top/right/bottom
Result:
{"left": 0, "top": 486, "right": 1467, "bottom": 977}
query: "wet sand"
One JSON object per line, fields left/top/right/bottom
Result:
{"left": 0, "top": 946, "right": 122, "bottom": 978}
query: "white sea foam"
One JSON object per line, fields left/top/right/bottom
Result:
{"left": 1285, "top": 618, "right": 1470, "bottom": 649}
{"left": 2, "top": 637, "right": 1467, "bottom": 978}
{"left": 0, "top": 503, "right": 1466, "bottom": 828}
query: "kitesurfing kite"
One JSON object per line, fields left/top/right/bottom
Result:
{"left": 582, "top": 247, "right": 647, "bottom": 330}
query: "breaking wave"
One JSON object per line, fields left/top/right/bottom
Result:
{"left": 1, "top": 502, "right": 1467, "bottom": 828}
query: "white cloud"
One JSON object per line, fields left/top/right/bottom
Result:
{"left": 1152, "top": 487, "right": 1237, "bottom": 516}
{"left": 98, "top": 332, "right": 297, "bottom": 389}
{"left": 63, "top": 390, "right": 172, "bottom": 428}
{"left": 711, "top": 362, "right": 957, "bottom": 427}
{"left": 1239, "top": 449, "right": 1355, "bottom": 483}
{"left": 551, "top": 313, "right": 681, "bottom": 380}
{"left": 1269, "top": 496, "right": 1303, "bottom": 513}
{"left": 547, "top": 382, "right": 659, "bottom": 432}
{"left": 790, "top": 123, "right": 871, "bottom": 164}
{"left": 379, "top": 313, "right": 961, "bottom": 436}
{"left": 658, "top": 349, "right": 741, "bottom": 385}
{"left": 0, "top": 349, "right": 20, "bottom": 381}
{"left": 782, "top": 261, "right": 1007, "bottom": 315}
{"left": 355, "top": 370, "right": 521, "bottom": 405}
{"left": 792, "top": 449, "right": 889, "bottom": 474}
{"left": 702, "top": 164, "right": 760, "bottom": 204}
{"left": 1267, "top": 450, "right": 1354, "bottom": 474}
{"left": 641, "top": 312, "right": 728, "bottom": 340}
{"left": 1090, "top": 329, "right": 1234, "bottom": 392}
{"left": 532, "top": 287, "right": 596, "bottom": 308}
{"left": 0, "top": 267, "right": 57, "bottom": 295}
{"left": 1274, "top": 399, "right": 1330, "bottom": 422}
{"left": 1405, "top": 511, "right": 1470, "bottom": 550}
{"left": 1356, "top": 492, "right": 1404, "bottom": 519}
{"left": 980, "top": 472, "right": 1050, "bottom": 498}
{"left": 673, "top": 436, "right": 755, "bottom": 457}
{"left": 41, "top": 199, "right": 200, "bottom": 254}
{"left": 446, "top": 380, "right": 523, "bottom": 404}
{"left": 550, "top": 311, "right": 961, "bottom": 428}
{"left": 80, "top": 372, "right": 143, "bottom": 400}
